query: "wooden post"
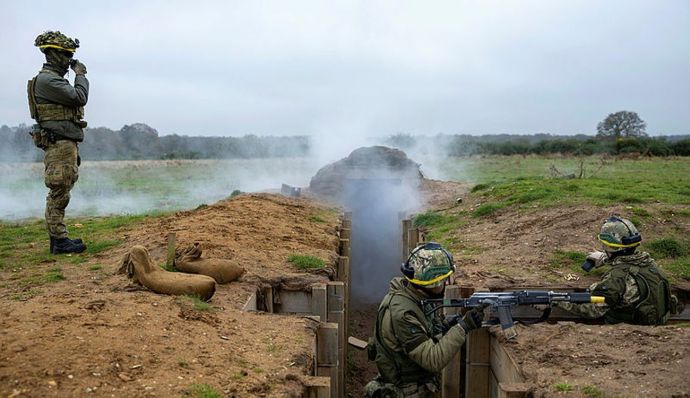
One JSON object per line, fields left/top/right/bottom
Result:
{"left": 442, "top": 285, "right": 461, "bottom": 398}
{"left": 327, "top": 282, "right": 345, "bottom": 398}
{"left": 166, "top": 233, "right": 176, "bottom": 269}
{"left": 465, "top": 328, "right": 490, "bottom": 398}
{"left": 262, "top": 286, "right": 274, "bottom": 313}
{"left": 316, "top": 322, "right": 339, "bottom": 398}
{"left": 408, "top": 227, "right": 419, "bottom": 250}
{"left": 311, "top": 285, "right": 328, "bottom": 322}
{"left": 401, "top": 219, "right": 411, "bottom": 261}
{"left": 303, "top": 376, "right": 331, "bottom": 398}
{"left": 340, "top": 239, "right": 351, "bottom": 262}
{"left": 340, "top": 228, "right": 351, "bottom": 240}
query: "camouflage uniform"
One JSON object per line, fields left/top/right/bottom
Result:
{"left": 28, "top": 32, "right": 88, "bottom": 240}
{"left": 365, "top": 277, "right": 466, "bottom": 398}
{"left": 557, "top": 252, "right": 674, "bottom": 324}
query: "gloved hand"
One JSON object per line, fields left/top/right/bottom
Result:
{"left": 456, "top": 305, "right": 486, "bottom": 333}
{"left": 586, "top": 251, "right": 607, "bottom": 268}
{"left": 71, "top": 60, "right": 87, "bottom": 75}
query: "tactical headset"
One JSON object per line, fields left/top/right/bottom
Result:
{"left": 598, "top": 216, "right": 642, "bottom": 248}
{"left": 401, "top": 242, "right": 455, "bottom": 286}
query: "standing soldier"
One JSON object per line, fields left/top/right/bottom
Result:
{"left": 28, "top": 31, "right": 88, "bottom": 254}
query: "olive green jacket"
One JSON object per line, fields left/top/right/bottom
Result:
{"left": 32, "top": 63, "right": 89, "bottom": 142}
{"left": 373, "top": 277, "right": 466, "bottom": 385}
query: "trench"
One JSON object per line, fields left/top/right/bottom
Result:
{"left": 342, "top": 178, "right": 416, "bottom": 395}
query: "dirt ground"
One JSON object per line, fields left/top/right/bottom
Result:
{"left": 501, "top": 322, "right": 690, "bottom": 397}
{"left": 0, "top": 194, "right": 342, "bottom": 398}
{"left": 2, "top": 177, "right": 689, "bottom": 397}
{"left": 420, "top": 181, "right": 690, "bottom": 397}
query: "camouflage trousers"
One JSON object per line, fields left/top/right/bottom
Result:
{"left": 43, "top": 140, "right": 79, "bottom": 239}
{"left": 555, "top": 302, "right": 609, "bottom": 319}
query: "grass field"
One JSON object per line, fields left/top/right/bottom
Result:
{"left": 437, "top": 155, "right": 690, "bottom": 211}
{"left": 2, "top": 155, "right": 689, "bottom": 284}
{"left": 0, "top": 158, "right": 320, "bottom": 220}
{"left": 421, "top": 155, "right": 690, "bottom": 282}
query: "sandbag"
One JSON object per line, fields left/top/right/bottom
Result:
{"left": 118, "top": 245, "right": 216, "bottom": 301}
{"left": 175, "top": 243, "right": 245, "bottom": 284}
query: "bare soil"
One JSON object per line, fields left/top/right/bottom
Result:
{"left": 0, "top": 193, "right": 342, "bottom": 398}
{"left": 2, "top": 177, "right": 689, "bottom": 397}
{"left": 422, "top": 181, "right": 690, "bottom": 397}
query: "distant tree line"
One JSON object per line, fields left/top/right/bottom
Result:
{"left": 0, "top": 123, "right": 310, "bottom": 162}
{"left": 387, "top": 112, "right": 690, "bottom": 157}
{"left": 2, "top": 115, "right": 689, "bottom": 163}
{"left": 386, "top": 133, "right": 690, "bottom": 157}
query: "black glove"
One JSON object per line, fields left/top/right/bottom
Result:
{"left": 71, "top": 59, "right": 87, "bottom": 75}
{"left": 456, "top": 306, "right": 485, "bottom": 333}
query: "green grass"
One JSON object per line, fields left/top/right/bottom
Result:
{"left": 86, "top": 239, "right": 122, "bottom": 255}
{"left": 439, "top": 157, "right": 690, "bottom": 211}
{"left": 308, "top": 215, "right": 326, "bottom": 223}
{"left": 412, "top": 211, "right": 470, "bottom": 250}
{"left": 413, "top": 211, "right": 454, "bottom": 228}
{"left": 0, "top": 213, "right": 164, "bottom": 273}
{"left": 647, "top": 238, "right": 688, "bottom": 258}
{"left": 287, "top": 254, "right": 325, "bottom": 270}
{"left": 549, "top": 250, "right": 608, "bottom": 276}
{"left": 554, "top": 382, "right": 574, "bottom": 392}
{"left": 472, "top": 203, "right": 504, "bottom": 217}
{"left": 89, "top": 264, "right": 102, "bottom": 271}
{"left": 184, "top": 384, "right": 221, "bottom": 398}
{"left": 43, "top": 266, "right": 65, "bottom": 283}
{"left": 178, "top": 295, "right": 213, "bottom": 311}
{"left": 582, "top": 385, "right": 605, "bottom": 398}
{"left": 665, "top": 257, "right": 690, "bottom": 280}
{"left": 631, "top": 207, "right": 651, "bottom": 218}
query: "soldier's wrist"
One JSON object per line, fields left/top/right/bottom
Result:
{"left": 455, "top": 319, "right": 470, "bottom": 334}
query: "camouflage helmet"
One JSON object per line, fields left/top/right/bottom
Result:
{"left": 34, "top": 31, "right": 80, "bottom": 53}
{"left": 402, "top": 242, "right": 455, "bottom": 288}
{"left": 598, "top": 216, "right": 641, "bottom": 251}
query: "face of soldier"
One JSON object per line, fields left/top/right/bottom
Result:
{"left": 45, "top": 49, "right": 74, "bottom": 72}
{"left": 421, "top": 279, "right": 449, "bottom": 298}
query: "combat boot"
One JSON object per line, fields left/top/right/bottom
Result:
{"left": 51, "top": 237, "right": 86, "bottom": 254}
{"left": 50, "top": 236, "right": 83, "bottom": 253}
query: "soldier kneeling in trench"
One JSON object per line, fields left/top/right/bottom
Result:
{"left": 555, "top": 216, "right": 681, "bottom": 325}
{"left": 365, "top": 242, "right": 485, "bottom": 398}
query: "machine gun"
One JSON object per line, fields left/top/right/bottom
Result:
{"left": 422, "top": 290, "right": 605, "bottom": 339}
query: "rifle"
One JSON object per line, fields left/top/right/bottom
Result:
{"left": 422, "top": 290, "right": 606, "bottom": 339}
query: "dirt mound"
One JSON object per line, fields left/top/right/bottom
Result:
{"left": 503, "top": 322, "right": 690, "bottom": 397}
{"left": 413, "top": 180, "right": 690, "bottom": 397}
{"left": 0, "top": 193, "right": 343, "bottom": 397}
{"left": 309, "top": 146, "right": 423, "bottom": 199}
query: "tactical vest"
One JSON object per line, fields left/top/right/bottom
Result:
{"left": 604, "top": 262, "right": 672, "bottom": 325}
{"left": 27, "top": 70, "right": 86, "bottom": 126}
{"left": 372, "top": 291, "right": 437, "bottom": 386}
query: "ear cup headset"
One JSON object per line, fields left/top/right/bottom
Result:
{"left": 401, "top": 242, "right": 455, "bottom": 283}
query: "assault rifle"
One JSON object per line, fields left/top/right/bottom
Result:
{"left": 421, "top": 290, "right": 605, "bottom": 339}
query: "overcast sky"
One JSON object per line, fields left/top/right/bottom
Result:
{"left": 1, "top": 0, "right": 688, "bottom": 136}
